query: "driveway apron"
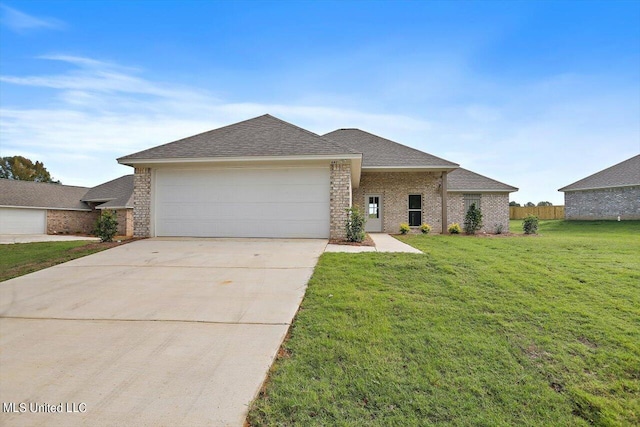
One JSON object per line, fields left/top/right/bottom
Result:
{"left": 0, "top": 238, "right": 326, "bottom": 426}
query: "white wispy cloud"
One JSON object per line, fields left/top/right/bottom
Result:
{"left": 0, "top": 4, "right": 65, "bottom": 33}
{"left": 1, "top": 55, "right": 637, "bottom": 204}
{"left": 0, "top": 55, "right": 433, "bottom": 187}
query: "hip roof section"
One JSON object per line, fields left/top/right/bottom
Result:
{"left": 447, "top": 168, "right": 518, "bottom": 192}
{"left": 0, "top": 179, "right": 91, "bottom": 211}
{"left": 82, "top": 174, "right": 134, "bottom": 209}
{"left": 323, "top": 128, "right": 458, "bottom": 169}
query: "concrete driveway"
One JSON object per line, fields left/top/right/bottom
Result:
{"left": 0, "top": 238, "right": 326, "bottom": 426}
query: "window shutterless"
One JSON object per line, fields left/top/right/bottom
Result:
{"left": 408, "top": 194, "right": 422, "bottom": 226}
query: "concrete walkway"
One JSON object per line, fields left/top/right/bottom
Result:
{"left": 0, "top": 234, "right": 100, "bottom": 244}
{"left": 0, "top": 238, "right": 326, "bottom": 427}
{"left": 325, "top": 233, "right": 422, "bottom": 253}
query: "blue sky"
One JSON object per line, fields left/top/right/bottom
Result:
{"left": 1, "top": 0, "right": 638, "bottom": 204}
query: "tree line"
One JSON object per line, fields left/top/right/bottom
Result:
{"left": 0, "top": 156, "right": 60, "bottom": 183}
{"left": 509, "top": 201, "right": 554, "bottom": 207}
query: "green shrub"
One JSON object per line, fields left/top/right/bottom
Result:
{"left": 345, "top": 206, "right": 366, "bottom": 242}
{"left": 463, "top": 202, "right": 483, "bottom": 235}
{"left": 94, "top": 210, "right": 118, "bottom": 242}
{"left": 448, "top": 223, "right": 461, "bottom": 234}
{"left": 399, "top": 223, "right": 410, "bottom": 234}
{"left": 523, "top": 214, "right": 539, "bottom": 235}
{"left": 420, "top": 223, "right": 432, "bottom": 234}
{"left": 495, "top": 223, "right": 504, "bottom": 234}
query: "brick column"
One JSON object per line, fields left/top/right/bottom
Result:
{"left": 441, "top": 171, "right": 448, "bottom": 234}
{"left": 329, "top": 160, "right": 352, "bottom": 241}
{"left": 133, "top": 167, "right": 151, "bottom": 237}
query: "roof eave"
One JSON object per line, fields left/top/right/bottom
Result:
{"left": 448, "top": 188, "right": 518, "bottom": 193}
{"left": 558, "top": 183, "right": 639, "bottom": 192}
{"left": 363, "top": 165, "right": 458, "bottom": 172}
{"left": 0, "top": 204, "right": 92, "bottom": 212}
{"left": 96, "top": 205, "right": 132, "bottom": 210}
{"left": 117, "top": 154, "right": 362, "bottom": 166}
{"left": 82, "top": 197, "right": 117, "bottom": 203}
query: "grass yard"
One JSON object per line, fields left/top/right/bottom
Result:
{"left": 249, "top": 221, "right": 640, "bottom": 426}
{"left": 0, "top": 241, "right": 115, "bottom": 282}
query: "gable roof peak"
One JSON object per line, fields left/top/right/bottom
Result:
{"left": 118, "top": 114, "right": 359, "bottom": 163}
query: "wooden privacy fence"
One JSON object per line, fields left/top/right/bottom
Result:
{"left": 510, "top": 206, "right": 565, "bottom": 220}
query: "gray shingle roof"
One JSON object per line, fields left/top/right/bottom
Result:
{"left": 323, "top": 128, "right": 458, "bottom": 168}
{"left": 0, "top": 179, "right": 91, "bottom": 211}
{"left": 82, "top": 175, "right": 133, "bottom": 209}
{"left": 447, "top": 168, "right": 518, "bottom": 192}
{"left": 559, "top": 154, "right": 640, "bottom": 192}
{"left": 118, "top": 114, "right": 360, "bottom": 163}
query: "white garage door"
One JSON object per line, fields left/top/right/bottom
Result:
{"left": 0, "top": 207, "right": 46, "bottom": 234}
{"left": 155, "top": 167, "right": 330, "bottom": 238}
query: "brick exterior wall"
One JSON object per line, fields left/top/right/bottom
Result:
{"left": 114, "top": 209, "right": 134, "bottom": 236}
{"left": 330, "top": 160, "right": 352, "bottom": 240}
{"left": 353, "top": 172, "right": 442, "bottom": 234}
{"left": 564, "top": 186, "right": 640, "bottom": 220}
{"left": 447, "top": 192, "right": 510, "bottom": 233}
{"left": 133, "top": 167, "right": 152, "bottom": 237}
{"left": 46, "top": 210, "right": 99, "bottom": 235}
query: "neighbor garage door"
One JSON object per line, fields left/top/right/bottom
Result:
{"left": 155, "top": 167, "right": 330, "bottom": 238}
{"left": 0, "top": 207, "right": 46, "bottom": 234}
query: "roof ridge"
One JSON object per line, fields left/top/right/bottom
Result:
{"left": 264, "top": 115, "right": 361, "bottom": 155}
{"left": 118, "top": 114, "right": 361, "bottom": 161}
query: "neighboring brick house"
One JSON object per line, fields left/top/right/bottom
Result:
{"left": 118, "top": 114, "right": 517, "bottom": 239}
{"left": 559, "top": 154, "right": 640, "bottom": 220}
{"left": 0, "top": 175, "right": 134, "bottom": 236}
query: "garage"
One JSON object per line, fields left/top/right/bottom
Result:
{"left": 154, "top": 167, "right": 330, "bottom": 238}
{"left": 0, "top": 207, "right": 46, "bottom": 234}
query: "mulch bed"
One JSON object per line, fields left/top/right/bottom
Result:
{"left": 328, "top": 233, "right": 375, "bottom": 247}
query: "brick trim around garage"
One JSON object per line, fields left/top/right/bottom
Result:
{"left": 134, "top": 167, "right": 152, "bottom": 237}
{"left": 330, "top": 160, "right": 352, "bottom": 240}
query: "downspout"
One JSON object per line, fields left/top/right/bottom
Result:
{"left": 441, "top": 171, "right": 448, "bottom": 234}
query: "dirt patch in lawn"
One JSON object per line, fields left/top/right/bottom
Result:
{"left": 68, "top": 237, "right": 142, "bottom": 253}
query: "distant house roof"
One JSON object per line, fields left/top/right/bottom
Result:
{"left": 0, "top": 179, "right": 91, "bottom": 211}
{"left": 82, "top": 175, "right": 134, "bottom": 209}
{"left": 118, "top": 114, "right": 360, "bottom": 163}
{"left": 447, "top": 168, "right": 518, "bottom": 193}
{"left": 323, "top": 128, "right": 458, "bottom": 169}
{"left": 559, "top": 154, "right": 640, "bottom": 192}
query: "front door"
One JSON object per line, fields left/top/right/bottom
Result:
{"left": 365, "top": 194, "right": 382, "bottom": 232}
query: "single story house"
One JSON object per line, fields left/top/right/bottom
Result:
{"left": 0, "top": 175, "right": 134, "bottom": 235}
{"left": 118, "top": 114, "right": 517, "bottom": 239}
{"left": 558, "top": 154, "right": 640, "bottom": 220}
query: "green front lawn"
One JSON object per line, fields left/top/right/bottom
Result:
{"left": 0, "top": 241, "right": 113, "bottom": 282}
{"left": 249, "top": 221, "right": 640, "bottom": 426}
